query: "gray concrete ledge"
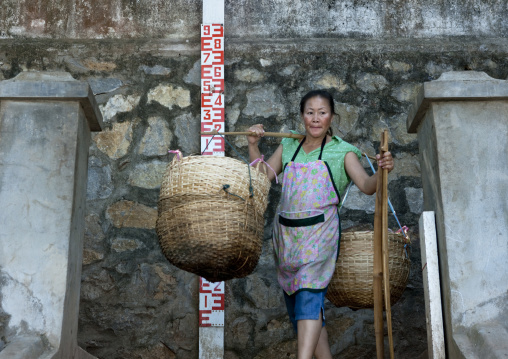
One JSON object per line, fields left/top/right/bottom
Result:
{"left": 407, "top": 71, "right": 508, "bottom": 133}
{"left": 1, "top": 36, "right": 508, "bottom": 57}
{"left": 0, "top": 72, "right": 103, "bottom": 131}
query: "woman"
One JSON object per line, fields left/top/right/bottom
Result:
{"left": 247, "top": 90, "right": 394, "bottom": 359}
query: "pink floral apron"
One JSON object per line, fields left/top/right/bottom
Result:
{"left": 273, "top": 136, "right": 341, "bottom": 295}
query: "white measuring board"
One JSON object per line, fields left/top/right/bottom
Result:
{"left": 200, "top": 1, "right": 225, "bottom": 358}
{"left": 200, "top": 21, "right": 225, "bottom": 156}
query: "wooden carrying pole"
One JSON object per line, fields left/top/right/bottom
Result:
{"left": 201, "top": 131, "right": 384, "bottom": 161}
{"left": 373, "top": 130, "right": 394, "bottom": 359}
{"left": 200, "top": 130, "right": 304, "bottom": 139}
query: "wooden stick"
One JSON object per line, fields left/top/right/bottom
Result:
{"left": 373, "top": 133, "right": 385, "bottom": 359}
{"left": 380, "top": 130, "right": 395, "bottom": 359}
{"left": 200, "top": 131, "right": 304, "bottom": 139}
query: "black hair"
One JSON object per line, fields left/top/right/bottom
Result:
{"left": 299, "top": 89, "right": 336, "bottom": 136}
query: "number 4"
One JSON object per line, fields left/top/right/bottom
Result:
{"left": 215, "top": 95, "right": 222, "bottom": 106}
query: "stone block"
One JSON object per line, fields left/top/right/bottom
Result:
{"left": 147, "top": 84, "right": 191, "bottom": 110}
{"left": 99, "top": 94, "right": 141, "bottom": 123}
{"left": 106, "top": 200, "right": 157, "bottom": 229}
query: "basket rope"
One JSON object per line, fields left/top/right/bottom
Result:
{"left": 202, "top": 132, "right": 254, "bottom": 198}
{"left": 250, "top": 155, "right": 278, "bottom": 183}
{"left": 167, "top": 150, "right": 183, "bottom": 191}
{"left": 340, "top": 153, "right": 410, "bottom": 254}
{"left": 168, "top": 149, "right": 182, "bottom": 159}
{"left": 363, "top": 154, "right": 408, "bottom": 241}
{"left": 222, "top": 184, "right": 246, "bottom": 201}
{"left": 363, "top": 153, "right": 411, "bottom": 259}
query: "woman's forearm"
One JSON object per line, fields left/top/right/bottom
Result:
{"left": 362, "top": 172, "right": 379, "bottom": 195}
{"left": 248, "top": 143, "right": 262, "bottom": 163}
{"left": 345, "top": 152, "right": 393, "bottom": 196}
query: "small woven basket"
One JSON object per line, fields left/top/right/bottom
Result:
{"left": 156, "top": 155, "right": 271, "bottom": 282}
{"left": 326, "top": 230, "right": 410, "bottom": 309}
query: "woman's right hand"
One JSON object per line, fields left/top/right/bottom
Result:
{"left": 247, "top": 124, "right": 265, "bottom": 145}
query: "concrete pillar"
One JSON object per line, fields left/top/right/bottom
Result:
{"left": 407, "top": 71, "right": 508, "bottom": 358}
{"left": 0, "top": 72, "right": 102, "bottom": 358}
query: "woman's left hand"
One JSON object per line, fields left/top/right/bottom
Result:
{"left": 376, "top": 151, "right": 394, "bottom": 173}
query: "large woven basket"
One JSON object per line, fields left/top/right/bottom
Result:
{"left": 156, "top": 155, "right": 271, "bottom": 282}
{"left": 326, "top": 230, "right": 410, "bottom": 309}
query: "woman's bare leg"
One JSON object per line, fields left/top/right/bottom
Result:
{"left": 297, "top": 318, "right": 322, "bottom": 359}
{"left": 314, "top": 326, "right": 333, "bottom": 359}
{"left": 297, "top": 313, "right": 332, "bottom": 359}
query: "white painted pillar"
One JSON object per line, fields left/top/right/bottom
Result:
{"left": 419, "top": 212, "right": 445, "bottom": 359}
{"left": 199, "top": 1, "right": 225, "bottom": 358}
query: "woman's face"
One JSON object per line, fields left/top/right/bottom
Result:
{"left": 301, "top": 96, "right": 333, "bottom": 139}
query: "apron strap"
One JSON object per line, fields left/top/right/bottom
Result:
{"left": 318, "top": 136, "right": 327, "bottom": 160}
{"left": 290, "top": 136, "right": 328, "bottom": 162}
{"left": 290, "top": 137, "right": 305, "bottom": 162}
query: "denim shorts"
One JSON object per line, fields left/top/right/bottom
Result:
{"left": 283, "top": 288, "right": 327, "bottom": 332}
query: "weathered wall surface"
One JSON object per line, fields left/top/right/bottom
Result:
{"left": 0, "top": 0, "right": 507, "bottom": 358}
{"left": 1, "top": 0, "right": 508, "bottom": 39}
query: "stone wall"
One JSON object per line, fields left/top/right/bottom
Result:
{"left": 1, "top": 1, "right": 507, "bottom": 358}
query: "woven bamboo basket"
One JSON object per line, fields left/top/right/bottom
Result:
{"left": 326, "top": 230, "right": 410, "bottom": 309}
{"left": 156, "top": 155, "right": 271, "bottom": 282}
